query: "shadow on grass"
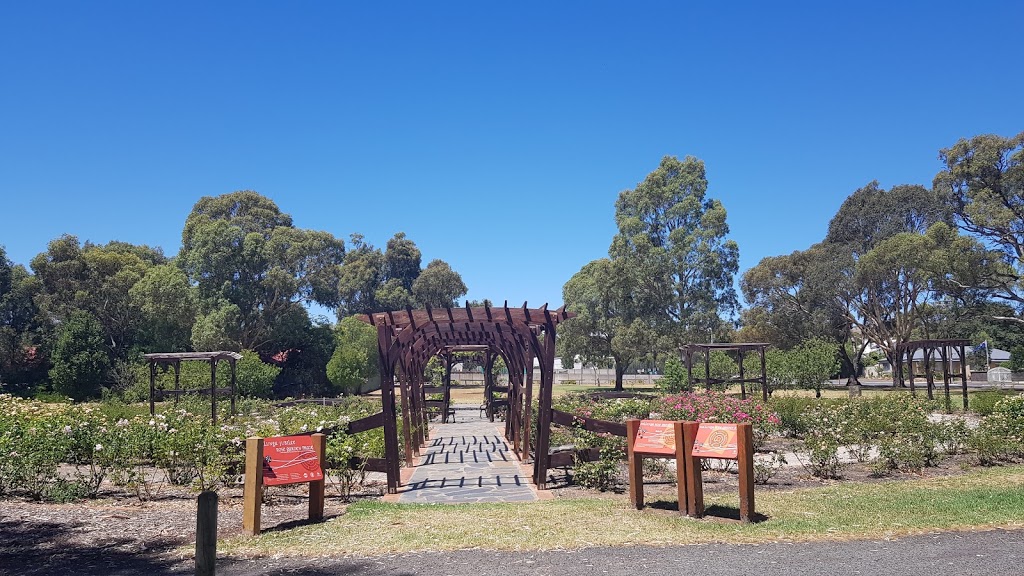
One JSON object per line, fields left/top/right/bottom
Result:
{"left": 645, "top": 501, "right": 769, "bottom": 523}
{"left": 258, "top": 512, "right": 343, "bottom": 534}
{"left": 703, "top": 504, "right": 769, "bottom": 523}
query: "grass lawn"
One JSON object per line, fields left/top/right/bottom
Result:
{"left": 223, "top": 464, "right": 1024, "bottom": 557}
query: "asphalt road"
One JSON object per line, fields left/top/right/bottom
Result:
{"left": 9, "top": 529, "right": 1020, "bottom": 576}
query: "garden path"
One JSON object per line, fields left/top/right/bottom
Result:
{"left": 397, "top": 404, "right": 539, "bottom": 504}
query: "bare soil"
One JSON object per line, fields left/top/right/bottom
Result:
{"left": 0, "top": 475, "right": 386, "bottom": 576}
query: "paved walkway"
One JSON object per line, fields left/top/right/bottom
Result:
{"left": 397, "top": 404, "right": 538, "bottom": 503}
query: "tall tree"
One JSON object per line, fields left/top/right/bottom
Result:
{"left": 326, "top": 316, "right": 380, "bottom": 395}
{"left": 383, "top": 232, "right": 422, "bottom": 291}
{"left": 49, "top": 310, "right": 110, "bottom": 400}
{"left": 411, "top": 259, "right": 467, "bottom": 308}
{"left": 336, "top": 234, "right": 385, "bottom": 317}
{"left": 934, "top": 132, "right": 1024, "bottom": 321}
{"left": 129, "top": 264, "right": 197, "bottom": 352}
{"left": 178, "top": 191, "right": 345, "bottom": 351}
{"left": 30, "top": 235, "right": 165, "bottom": 359}
{"left": 558, "top": 258, "right": 657, "bottom": 390}
{"left": 610, "top": 155, "right": 739, "bottom": 346}
{"left": 0, "top": 247, "right": 45, "bottom": 389}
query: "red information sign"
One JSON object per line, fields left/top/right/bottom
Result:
{"left": 632, "top": 419, "right": 677, "bottom": 456}
{"left": 262, "top": 435, "right": 324, "bottom": 486}
{"left": 691, "top": 423, "right": 739, "bottom": 459}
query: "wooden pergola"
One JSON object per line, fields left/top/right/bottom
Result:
{"left": 895, "top": 339, "right": 970, "bottom": 409}
{"left": 681, "top": 343, "right": 769, "bottom": 400}
{"left": 360, "top": 302, "right": 574, "bottom": 493}
{"left": 144, "top": 351, "right": 242, "bottom": 423}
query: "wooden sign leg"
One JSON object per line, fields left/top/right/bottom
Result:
{"left": 737, "top": 423, "right": 755, "bottom": 522}
{"left": 626, "top": 419, "right": 644, "bottom": 510}
{"left": 243, "top": 437, "right": 264, "bottom": 536}
{"left": 673, "top": 422, "right": 687, "bottom": 516}
{"left": 309, "top": 433, "right": 326, "bottom": 522}
{"left": 682, "top": 421, "right": 703, "bottom": 518}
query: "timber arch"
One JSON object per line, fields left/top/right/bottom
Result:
{"left": 360, "top": 302, "right": 574, "bottom": 494}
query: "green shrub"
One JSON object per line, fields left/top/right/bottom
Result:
{"left": 49, "top": 311, "right": 110, "bottom": 401}
{"left": 971, "top": 390, "right": 1016, "bottom": 416}
{"left": 768, "top": 396, "right": 823, "bottom": 437}
{"left": 799, "top": 402, "right": 850, "bottom": 479}
{"left": 659, "top": 356, "right": 689, "bottom": 393}
{"left": 972, "top": 394, "right": 1024, "bottom": 463}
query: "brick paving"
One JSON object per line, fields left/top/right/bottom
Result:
{"left": 398, "top": 405, "right": 538, "bottom": 503}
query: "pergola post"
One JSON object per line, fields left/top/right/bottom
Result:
{"left": 443, "top": 354, "right": 453, "bottom": 423}
{"left": 703, "top": 349, "right": 711, "bottom": 391}
{"left": 210, "top": 359, "right": 217, "bottom": 424}
{"left": 173, "top": 361, "right": 181, "bottom": 405}
{"left": 924, "top": 346, "right": 935, "bottom": 401}
{"left": 523, "top": 351, "right": 534, "bottom": 462}
{"left": 738, "top": 351, "right": 746, "bottom": 399}
{"left": 939, "top": 346, "right": 952, "bottom": 410}
{"left": 149, "top": 360, "right": 156, "bottom": 416}
{"left": 485, "top": 351, "right": 496, "bottom": 422}
{"left": 759, "top": 348, "right": 768, "bottom": 400}
{"left": 534, "top": 321, "right": 556, "bottom": 489}
{"left": 376, "top": 324, "right": 401, "bottom": 494}
{"left": 959, "top": 342, "right": 969, "bottom": 410}
{"left": 229, "top": 358, "right": 237, "bottom": 416}
{"left": 907, "top": 345, "right": 917, "bottom": 396}
{"left": 397, "top": 369, "right": 414, "bottom": 464}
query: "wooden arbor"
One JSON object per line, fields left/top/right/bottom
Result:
{"left": 143, "top": 351, "right": 242, "bottom": 423}
{"left": 681, "top": 343, "right": 769, "bottom": 400}
{"left": 895, "top": 339, "right": 970, "bottom": 409}
{"left": 361, "top": 303, "right": 574, "bottom": 493}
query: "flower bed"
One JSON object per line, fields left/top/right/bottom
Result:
{"left": 0, "top": 394, "right": 388, "bottom": 502}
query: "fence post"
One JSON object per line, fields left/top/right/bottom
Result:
{"left": 309, "top": 433, "right": 326, "bottom": 522}
{"left": 242, "top": 437, "right": 264, "bottom": 536}
{"left": 196, "top": 491, "right": 217, "bottom": 576}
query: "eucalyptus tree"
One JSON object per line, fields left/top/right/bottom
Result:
{"left": 559, "top": 258, "right": 657, "bottom": 390}
{"left": 337, "top": 233, "right": 466, "bottom": 315}
{"left": 178, "top": 191, "right": 346, "bottom": 351}
{"left": 30, "top": 235, "right": 166, "bottom": 358}
{"left": 411, "top": 259, "right": 467, "bottom": 308}
{"left": 934, "top": 132, "right": 1024, "bottom": 321}
{"left": 0, "top": 246, "right": 45, "bottom": 388}
{"left": 609, "top": 155, "right": 739, "bottom": 347}
{"left": 128, "top": 264, "right": 197, "bottom": 352}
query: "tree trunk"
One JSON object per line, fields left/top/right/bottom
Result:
{"left": 887, "top": 351, "right": 901, "bottom": 388}
{"left": 838, "top": 345, "right": 861, "bottom": 386}
{"left": 614, "top": 363, "right": 625, "bottom": 391}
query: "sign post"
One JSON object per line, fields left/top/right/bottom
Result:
{"left": 626, "top": 419, "right": 687, "bottom": 513}
{"left": 243, "top": 433, "right": 327, "bottom": 536}
{"left": 683, "top": 421, "right": 755, "bottom": 522}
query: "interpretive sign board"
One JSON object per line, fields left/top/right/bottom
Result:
{"left": 632, "top": 419, "right": 677, "bottom": 456}
{"left": 263, "top": 435, "right": 324, "bottom": 486}
{"left": 683, "top": 421, "right": 756, "bottom": 522}
{"left": 691, "top": 423, "right": 738, "bottom": 459}
{"left": 243, "top": 434, "right": 326, "bottom": 535}
{"left": 626, "top": 419, "right": 687, "bottom": 513}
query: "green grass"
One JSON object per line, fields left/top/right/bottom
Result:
{"left": 223, "top": 465, "right": 1024, "bottom": 557}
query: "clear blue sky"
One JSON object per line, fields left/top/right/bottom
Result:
{"left": 2, "top": 1, "right": 1022, "bottom": 317}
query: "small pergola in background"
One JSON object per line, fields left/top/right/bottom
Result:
{"left": 895, "top": 339, "right": 970, "bottom": 409}
{"left": 681, "top": 343, "right": 769, "bottom": 400}
{"left": 144, "top": 351, "right": 242, "bottom": 423}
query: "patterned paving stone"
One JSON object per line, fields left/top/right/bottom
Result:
{"left": 398, "top": 405, "right": 538, "bottom": 504}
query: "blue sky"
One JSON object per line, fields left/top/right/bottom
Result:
{"left": 2, "top": 1, "right": 1022, "bottom": 317}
